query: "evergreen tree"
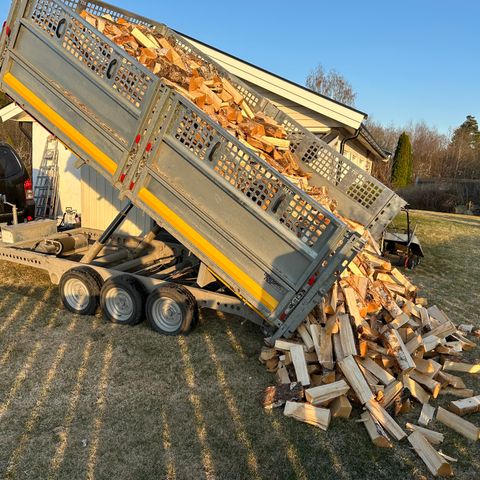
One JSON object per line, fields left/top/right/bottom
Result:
{"left": 391, "top": 132, "right": 413, "bottom": 187}
{"left": 451, "top": 115, "right": 480, "bottom": 150}
{"left": 448, "top": 115, "right": 480, "bottom": 178}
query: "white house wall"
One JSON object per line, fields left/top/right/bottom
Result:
{"left": 32, "top": 121, "right": 151, "bottom": 235}
{"left": 80, "top": 164, "right": 152, "bottom": 236}
{"left": 343, "top": 142, "right": 373, "bottom": 174}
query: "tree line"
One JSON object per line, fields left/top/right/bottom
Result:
{"left": 306, "top": 64, "right": 480, "bottom": 204}
{"left": 367, "top": 116, "right": 480, "bottom": 188}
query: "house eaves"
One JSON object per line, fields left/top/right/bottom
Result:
{"left": 359, "top": 125, "right": 390, "bottom": 161}
{"left": 0, "top": 103, "right": 32, "bottom": 122}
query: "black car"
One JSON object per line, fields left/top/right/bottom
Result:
{"left": 0, "top": 143, "right": 35, "bottom": 224}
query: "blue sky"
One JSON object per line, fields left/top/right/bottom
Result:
{"left": 1, "top": 0, "right": 478, "bottom": 134}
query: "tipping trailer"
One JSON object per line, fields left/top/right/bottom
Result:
{"left": 0, "top": 0, "right": 405, "bottom": 340}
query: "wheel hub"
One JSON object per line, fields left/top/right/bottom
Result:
{"left": 105, "top": 287, "right": 134, "bottom": 322}
{"left": 64, "top": 278, "right": 89, "bottom": 311}
{"left": 152, "top": 297, "right": 182, "bottom": 332}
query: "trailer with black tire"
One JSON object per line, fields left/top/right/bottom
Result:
{"left": 0, "top": 0, "right": 405, "bottom": 341}
{"left": 0, "top": 222, "right": 266, "bottom": 336}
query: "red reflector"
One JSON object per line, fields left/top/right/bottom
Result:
{"left": 146, "top": 143, "right": 152, "bottom": 152}
{"left": 24, "top": 179, "right": 32, "bottom": 190}
{"left": 135, "top": 134, "right": 141, "bottom": 144}
{"left": 119, "top": 173, "right": 126, "bottom": 183}
{"left": 308, "top": 275, "right": 316, "bottom": 286}
{"left": 129, "top": 181, "right": 135, "bottom": 190}
{"left": 279, "top": 312, "right": 287, "bottom": 321}
{"left": 5, "top": 25, "right": 11, "bottom": 36}
{"left": 27, "top": 216, "right": 33, "bottom": 221}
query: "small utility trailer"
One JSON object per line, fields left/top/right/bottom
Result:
{"left": 0, "top": 0, "right": 405, "bottom": 341}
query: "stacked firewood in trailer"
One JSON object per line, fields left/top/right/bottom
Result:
{"left": 80, "top": 10, "right": 335, "bottom": 209}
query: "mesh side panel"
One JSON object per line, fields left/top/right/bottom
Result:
{"left": 30, "top": 0, "right": 154, "bottom": 109}
{"left": 345, "top": 176, "right": 383, "bottom": 208}
{"left": 63, "top": 18, "right": 113, "bottom": 78}
{"left": 61, "top": 0, "right": 153, "bottom": 27}
{"left": 166, "top": 100, "right": 337, "bottom": 250}
{"left": 31, "top": 0, "right": 64, "bottom": 36}
{"left": 230, "top": 80, "right": 261, "bottom": 110}
{"left": 301, "top": 140, "right": 383, "bottom": 208}
{"left": 112, "top": 57, "right": 151, "bottom": 108}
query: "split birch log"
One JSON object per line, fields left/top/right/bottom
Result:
{"left": 418, "top": 403, "right": 436, "bottom": 427}
{"left": 360, "top": 411, "right": 392, "bottom": 448}
{"left": 283, "top": 401, "right": 330, "bottom": 431}
{"left": 365, "top": 399, "right": 406, "bottom": 441}
{"left": 408, "top": 431, "right": 453, "bottom": 477}
{"left": 338, "top": 355, "right": 374, "bottom": 405}
{"left": 448, "top": 395, "right": 480, "bottom": 416}
{"left": 305, "top": 380, "right": 350, "bottom": 406}
{"left": 442, "top": 361, "right": 480, "bottom": 374}
{"left": 405, "top": 423, "right": 444, "bottom": 445}
{"left": 436, "top": 407, "right": 480, "bottom": 441}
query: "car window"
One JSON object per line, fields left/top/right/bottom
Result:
{"left": 0, "top": 146, "right": 23, "bottom": 178}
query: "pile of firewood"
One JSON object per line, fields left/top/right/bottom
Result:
{"left": 79, "top": 11, "right": 334, "bottom": 205}
{"left": 260, "top": 229, "right": 479, "bottom": 477}
{"left": 80, "top": 11, "right": 479, "bottom": 476}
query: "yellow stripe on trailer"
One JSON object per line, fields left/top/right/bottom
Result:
{"left": 138, "top": 187, "right": 279, "bottom": 312}
{"left": 3, "top": 72, "right": 117, "bottom": 175}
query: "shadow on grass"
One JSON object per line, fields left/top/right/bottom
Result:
{"left": 0, "top": 245, "right": 478, "bottom": 480}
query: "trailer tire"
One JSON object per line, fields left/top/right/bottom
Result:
{"left": 59, "top": 267, "right": 103, "bottom": 316}
{"left": 100, "top": 275, "right": 145, "bottom": 325}
{"left": 146, "top": 284, "right": 196, "bottom": 335}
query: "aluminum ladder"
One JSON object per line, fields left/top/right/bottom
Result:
{"left": 34, "top": 135, "right": 59, "bottom": 219}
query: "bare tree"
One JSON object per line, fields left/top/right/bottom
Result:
{"left": 306, "top": 64, "right": 357, "bottom": 106}
{"left": 365, "top": 119, "right": 401, "bottom": 153}
{"left": 408, "top": 121, "right": 449, "bottom": 178}
{"left": 366, "top": 118, "right": 449, "bottom": 181}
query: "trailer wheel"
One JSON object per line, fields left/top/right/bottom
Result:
{"left": 100, "top": 275, "right": 145, "bottom": 325}
{"left": 59, "top": 267, "right": 103, "bottom": 315}
{"left": 146, "top": 284, "right": 196, "bottom": 335}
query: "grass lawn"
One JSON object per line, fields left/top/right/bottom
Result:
{"left": 0, "top": 210, "right": 478, "bottom": 480}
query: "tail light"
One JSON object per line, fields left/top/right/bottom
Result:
{"left": 24, "top": 179, "right": 34, "bottom": 200}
